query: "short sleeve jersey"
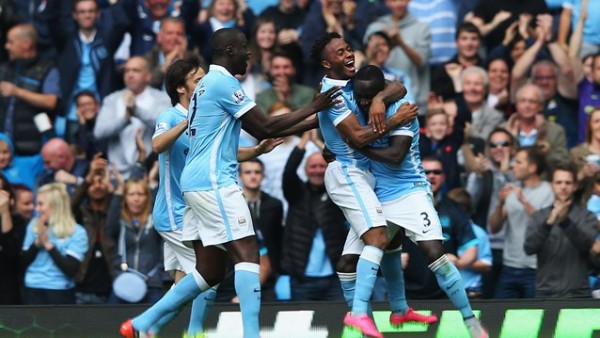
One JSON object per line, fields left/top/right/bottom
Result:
{"left": 369, "top": 100, "right": 429, "bottom": 202}
{"left": 152, "top": 104, "right": 188, "bottom": 232}
{"left": 22, "top": 221, "right": 88, "bottom": 290}
{"left": 180, "top": 65, "right": 256, "bottom": 192}
{"left": 317, "top": 76, "right": 369, "bottom": 170}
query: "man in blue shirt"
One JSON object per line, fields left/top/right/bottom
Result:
{"left": 120, "top": 28, "right": 339, "bottom": 338}
{"left": 345, "top": 65, "right": 488, "bottom": 338}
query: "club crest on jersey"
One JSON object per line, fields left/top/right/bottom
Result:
{"left": 232, "top": 90, "right": 245, "bottom": 104}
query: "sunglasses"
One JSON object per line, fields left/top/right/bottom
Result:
{"left": 489, "top": 141, "right": 511, "bottom": 148}
{"left": 425, "top": 169, "right": 444, "bottom": 176}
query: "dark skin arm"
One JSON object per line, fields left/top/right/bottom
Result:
{"left": 241, "top": 87, "right": 339, "bottom": 140}
{"left": 337, "top": 102, "right": 418, "bottom": 148}
{"left": 357, "top": 134, "right": 412, "bottom": 165}
{"left": 369, "top": 81, "right": 408, "bottom": 134}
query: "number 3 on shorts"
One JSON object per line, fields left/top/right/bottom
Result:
{"left": 420, "top": 212, "right": 431, "bottom": 227}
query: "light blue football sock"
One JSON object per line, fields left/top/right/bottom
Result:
{"left": 338, "top": 271, "right": 356, "bottom": 309}
{"left": 429, "top": 255, "right": 473, "bottom": 319}
{"left": 234, "top": 263, "right": 261, "bottom": 338}
{"left": 148, "top": 308, "right": 179, "bottom": 335}
{"left": 380, "top": 249, "right": 408, "bottom": 314}
{"left": 132, "top": 271, "right": 209, "bottom": 332}
{"left": 187, "top": 286, "right": 218, "bottom": 335}
{"left": 352, "top": 245, "right": 383, "bottom": 315}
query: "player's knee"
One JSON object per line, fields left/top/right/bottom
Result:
{"left": 362, "top": 227, "right": 389, "bottom": 250}
{"left": 195, "top": 264, "right": 226, "bottom": 286}
{"left": 336, "top": 254, "right": 359, "bottom": 273}
{"left": 418, "top": 240, "right": 444, "bottom": 264}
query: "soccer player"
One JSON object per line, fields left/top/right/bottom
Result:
{"left": 120, "top": 28, "right": 339, "bottom": 338}
{"left": 345, "top": 65, "right": 488, "bottom": 338}
{"left": 310, "top": 32, "right": 419, "bottom": 338}
{"left": 120, "top": 55, "right": 284, "bottom": 337}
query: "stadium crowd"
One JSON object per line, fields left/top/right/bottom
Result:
{"left": 1, "top": 0, "right": 600, "bottom": 309}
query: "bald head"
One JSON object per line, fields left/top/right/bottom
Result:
{"left": 210, "top": 28, "right": 250, "bottom": 76}
{"left": 6, "top": 23, "right": 38, "bottom": 60}
{"left": 41, "top": 138, "right": 74, "bottom": 171}
{"left": 211, "top": 28, "right": 245, "bottom": 56}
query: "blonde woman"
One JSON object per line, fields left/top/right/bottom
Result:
{"left": 20, "top": 183, "right": 88, "bottom": 304}
{"left": 106, "top": 175, "right": 164, "bottom": 304}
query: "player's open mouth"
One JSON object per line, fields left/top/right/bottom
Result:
{"left": 345, "top": 59, "right": 355, "bottom": 72}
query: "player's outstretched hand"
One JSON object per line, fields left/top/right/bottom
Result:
{"left": 392, "top": 102, "right": 418, "bottom": 126}
{"left": 310, "top": 86, "right": 342, "bottom": 112}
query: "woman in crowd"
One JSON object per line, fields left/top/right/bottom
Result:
{"left": 571, "top": 107, "right": 600, "bottom": 184}
{"left": 0, "top": 174, "right": 28, "bottom": 304}
{"left": 249, "top": 17, "right": 278, "bottom": 77}
{"left": 486, "top": 58, "right": 512, "bottom": 116}
{"left": 20, "top": 183, "right": 88, "bottom": 305}
{"left": 106, "top": 172, "right": 163, "bottom": 304}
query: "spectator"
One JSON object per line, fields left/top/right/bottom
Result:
{"left": 0, "top": 0, "right": 19, "bottom": 63}
{"left": 419, "top": 109, "right": 462, "bottom": 191}
{"left": 486, "top": 58, "right": 512, "bottom": 115}
{"left": 510, "top": 14, "right": 582, "bottom": 148}
{"left": 0, "top": 132, "right": 44, "bottom": 190}
{"left": 0, "top": 175, "right": 27, "bottom": 304}
{"left": 402, "top": 156, "right": 477, "bottom": 299}
{"left": 191, "top": 0, "right": 255, "bottom": 64}
{"left": 0, "top": 23, "right": 59, "bottom": 158}
{"left": 38, "top": 138, "right": 89, "bottom": 194}
{"left": 489, "top": 146, "right": 554, "bottom": 298}
{"left": 570, "top": 107, "right": 600, "bottom": 183}
{"left": 105, "top": 174, "right": 164, "bottom": 304}
{"left": 12, "top": 184, "right": 35, "bottom": 223}
{"left": 503, "top": 83, "right": 568, "bottom": 172}
{"left": 73, "top": 91, "right": 108, "bottom": 161}
{"left": 239, "top": 159, "right": 283, "bottom": 301}
{"left": 71, "top": 155, "right": 115, "bottom": 304}
{"left": 525, "top": 162, "right": 598, "bottom": 297}
{"left": 464, "top": 127, "right": 517, "bottom": 298}
{"left": 470, "top": 0, "right": 549, "bottom": 51}
{"left": 281, "top": 132, "right": 347, "bottom": 301}
{"left": 20, "top": 183, "right": 89, "bottom": 305}
{"left": 255, "top": 52, "right": 315, "bottom": 113}
{"left": 93, "top": 56, "right": 170, "bottom": 179}
{"left": 249, "top": 17, "right": 278, "bottom": 76}
{"left": 14, "top": 0, "right": 72, "bottom": 59}
{"left": 362, "top": 31, "right": 414, "bottom": 102}
{"left": 258, "top": 102, "right": 321, "bottom": 219}
{"left": 144, "top": 17, "right": 190, "bottom": 90}
{"left": 408, "top": 0, "right": 457, "bottom": 65}
{"left": 120, "top": 0, "right": 199, "bottom": 57}
{"left": 363, "top": 0, "right": 431, "bottom": 111}
{"left": 260, "top": 0, "right": 306, "bottom": 69}
{"left": 431, "top": 22, "right": 484, "bottom": 100}
{"left": 558, "top": 0, "right": 600, "bottom": 58}
{"left": 447, "top": 187, "right": 493, "bottom": 299}
{"left": 577, "top": 53, "right": 600, "bottom": 144}
{"left": 53, "top": 0, "right": 128, "bottom": 142}
{"left": 457, "top": 66, "right": 505, "bottom": 141}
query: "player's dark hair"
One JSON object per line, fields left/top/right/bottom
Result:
{"left": 355, "top": 65, "right": 385, "bottom": 93}
{"left": 310, "top": 32, "right": 343, "bottom": 66}
{"left": 165, "top": 55, "right": 206, "bottom": 106}
{"left": 211, "top": 28, "right": 244, "bottom": 58}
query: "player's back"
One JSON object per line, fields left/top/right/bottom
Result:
{"left": 317, "top": 76, "right": 369, "bottom": 170}
{"left": 369, "top": 100, "right": 429, "bottom": 202}
{"left": 181, "top": 65, "right": 256, "bottom": 192}
{"left": 153, "top": 105, "right": 188, "bottom": 232}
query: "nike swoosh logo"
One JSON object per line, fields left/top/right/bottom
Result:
{"left": 422, "top": 229, "right": 431, "bottom": 234}
{"left": 253, "top": 288, "right": 260, "bottom": 293}
{"left": 371, "top": 267, "right": 379, "bottom": 272}
{"left": 446, "top": 281, "right": 457, "bottom": 290}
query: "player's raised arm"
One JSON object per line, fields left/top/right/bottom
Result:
{"left": 240, "top": 87, "right": 339, "bottom": 139}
